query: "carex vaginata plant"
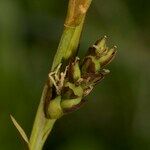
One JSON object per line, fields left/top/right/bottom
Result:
{"left": 11, "top": 0, "right": 117, "bottom": 149}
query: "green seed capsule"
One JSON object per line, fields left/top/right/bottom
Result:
{"left": 61, "top": 97, "right": 82, "bottom": 110}
{"left": 99, "top": 47, "right": 117, "bottom": 67}
{"left": 47, "top": 96, "right": 63, "bottom": 119}
{"left": 94, "top": 36, "right": 107, "bottom": 54}
{"left": 61, "top": 82, "right": 83, "bottom": 110}
{"left": 72, "top": 58, "right": 81, "bottom": 81}
{"left": 67, "top": 57, "right": 81, "bottom": 82}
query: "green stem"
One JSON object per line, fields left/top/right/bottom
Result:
{"left": 29, "top": 84, "right": 56, "bottom": 150}
{"left": 52, "top": 18, "right": 84, "bottom": 70}
{"left": 29, "top": 0, "right": 92, "bottom": 149}
{"left": 52, "top": 0, "right": 92, "bottom": 69}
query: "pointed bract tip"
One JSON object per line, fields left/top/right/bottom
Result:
{"left": 102, "top": 69, "right": 110, "bottom": 75}
{"left": 114, "top": 45, "right": 117, "bottom": 49}
{"left": 104, "top": 35, "right": 108, "bottom": 39}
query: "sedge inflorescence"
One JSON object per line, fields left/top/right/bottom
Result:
{"left": 44, "top": 36, "right": 117, "bottom": 119}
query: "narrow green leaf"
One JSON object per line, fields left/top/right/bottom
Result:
{"left": 10, "top": 115, "right": 29, "bottom": 145}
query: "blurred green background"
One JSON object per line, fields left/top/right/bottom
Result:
{"left": 0, "top": 0, "right": 150, "bottom": 149}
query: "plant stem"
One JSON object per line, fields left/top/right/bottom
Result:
{"left": 29, "top": 85, "right": 56, "bottom": 150}
{"left": 51, "top": 19, "right": 84, "bottom": 70}
{"left": 29, "top": 0, "right": 92, "bottom": 149}
{"left": 52, "top": 0, "right": 92, "bottom": 70}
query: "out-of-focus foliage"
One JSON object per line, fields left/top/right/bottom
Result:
{"left": 0, "top": 0, "right": 150, "bottom": 149}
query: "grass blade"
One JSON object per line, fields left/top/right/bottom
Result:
{"left": 10, "top": 115, "right": 29, "bottom": 145}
